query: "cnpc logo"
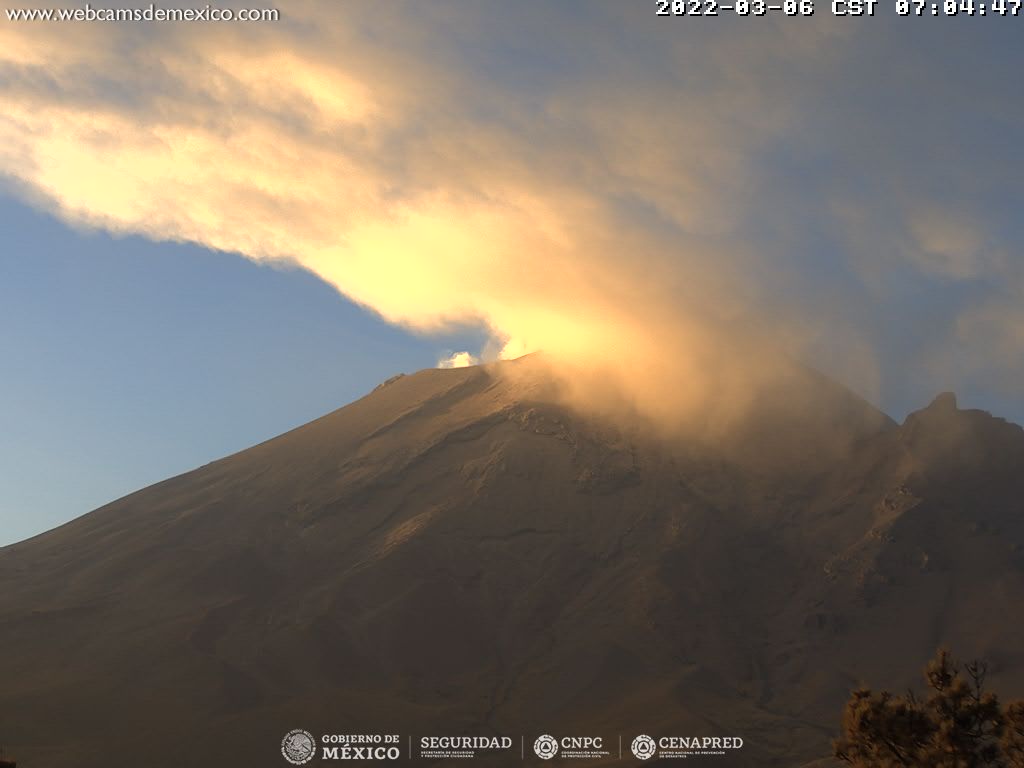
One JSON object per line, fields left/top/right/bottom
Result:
{"left": 534, "top": 735, "right": 559, "bottom": 759}
{"left": 533, "top": 734, "right": 605, "bottom": 759}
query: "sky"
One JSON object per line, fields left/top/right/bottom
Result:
{"left": 1, "top": 2, "right": 1023, "bottom": 545}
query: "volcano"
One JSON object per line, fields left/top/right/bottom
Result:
{"left": 2, "top": 355, "right": 1023, "bottom": 767}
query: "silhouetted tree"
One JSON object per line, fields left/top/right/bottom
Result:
{"left": 1004, "top": 701, "right": 1024, "bottom": 766}
{"left": 834, "top": 648, "right": 1024, "bottom": 767}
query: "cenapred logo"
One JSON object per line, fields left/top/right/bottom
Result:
{"left": 632, "top": 734, "right": 744, "bottom": 760}
{"left": 631, "top": 734, "right": 657, "bottom": 761}
{"left": 534, "top": 734, "right": 559, "bottom": 760}
{"left": 281, "top": 729, "right": 316, "bottom": 765}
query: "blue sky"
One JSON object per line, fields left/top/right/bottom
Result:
{"left": 0, "top": 195, "right": 485, "bottom": 545}
{"left": 1, "top": 4, "right": 1023, "bottom": 544}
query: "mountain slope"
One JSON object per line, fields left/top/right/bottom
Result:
{"left": 1, "top": 358, "right": 1023, "bottom": 767}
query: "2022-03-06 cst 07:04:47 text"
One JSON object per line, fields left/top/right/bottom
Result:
{"left": 657, "top": 0, "right": 1021, "bottom": 15}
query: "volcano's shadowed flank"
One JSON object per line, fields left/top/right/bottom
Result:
{"left": 2, "top": 357, "right": 1024, "bottom": 767}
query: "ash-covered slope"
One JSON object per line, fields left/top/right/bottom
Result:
{"left": 1, "top": 357, "right": 1023, "bottom": 767}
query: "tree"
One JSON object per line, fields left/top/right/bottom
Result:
{"left": 1004, "top": 701, "right": 1024, "bottom": 766}
{"left": 834, "top": 648, "right": 1024, "bottom": 767}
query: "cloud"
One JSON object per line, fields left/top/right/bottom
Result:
{"left": 438, "top": 351, "right": 479, "bottom": 369}
{"left": 0, "top": 4, "right": 1022, "bottom": 422}
{"left": 906, "top": 208, "right": 993, "bottom": 281}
